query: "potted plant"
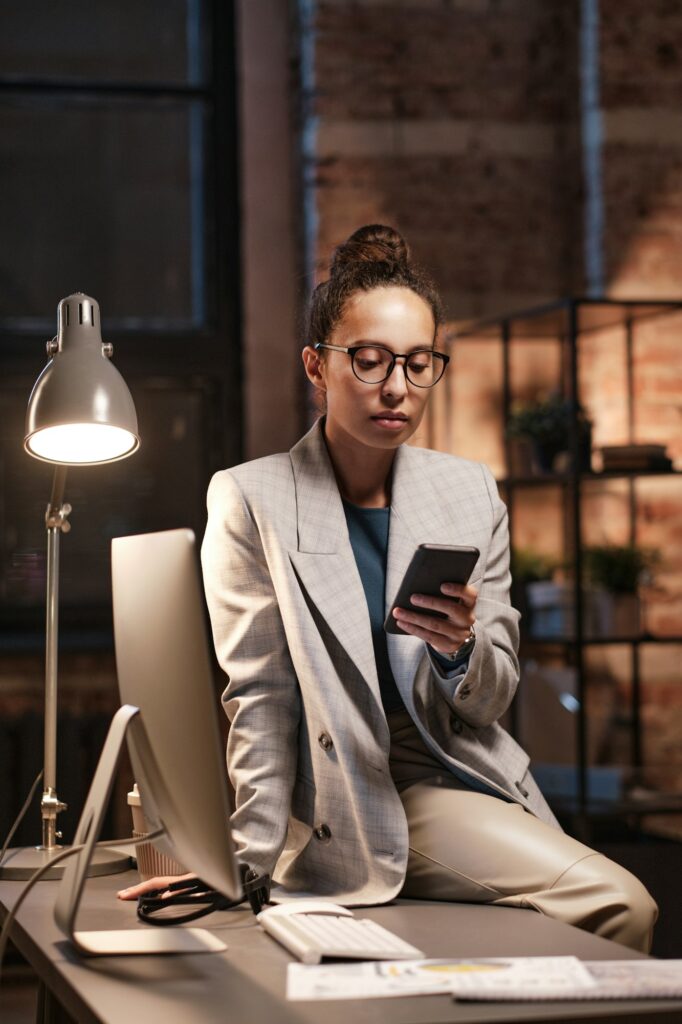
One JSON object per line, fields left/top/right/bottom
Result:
{"left": 507, "top": 394, "right": 593, "bottom": 475}
{"left": 582, "top": 544, "right": 659, "bottom": 637}
{"left": 511, "top": 548, "right": 565, "bottom": 637}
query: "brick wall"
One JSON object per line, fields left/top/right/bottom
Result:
{"left": 306, "top": 0, "right": 582, "bottom": 318}
{"left": 600, "top": 0, "right": 682, "bottom": 296}
{"left": 304, "top": 0, "right": 682, "bottom": 317}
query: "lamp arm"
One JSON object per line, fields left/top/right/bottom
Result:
{"left": 42, "top": 465, "right": 71, "bottom": 851}
{"left": 47, "top": 464, "right": 68, "bottom": 513}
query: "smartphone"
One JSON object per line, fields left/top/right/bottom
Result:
{"left": 384, "top": 543, "right": 480, "bottom": 635}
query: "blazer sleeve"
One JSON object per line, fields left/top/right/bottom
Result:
{"left": 201, "top": 470, "right": 301, "bottom": 877}
{"left": 429, "top": 463, "right": 520, "bottom": 729}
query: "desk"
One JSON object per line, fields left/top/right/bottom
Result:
{"left": 2, "top": 870, "right": 682, "bottom": 1024}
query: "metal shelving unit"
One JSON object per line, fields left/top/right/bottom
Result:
{"left": 452, "top": 298, "right": 682, "bottom": 834}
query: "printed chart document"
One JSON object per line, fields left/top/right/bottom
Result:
{"left": 447, "top": 957, "right": 596, "bottom": 1000}
{"left": 288, "top": 960, "right": 458, "bottom": 1001}
{"left": 287, "top": 957, "right": 682, "bottom": 1003}
{"left": 287, "top": 957, "right": 591, "bottom": 1001}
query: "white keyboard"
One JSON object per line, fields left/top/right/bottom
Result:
{"left": 257, "top": 901, "right": 424, "bottom": 965}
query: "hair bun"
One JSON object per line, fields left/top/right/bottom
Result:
{"left": 330, "top": 224, "right": 410, "bottom": 276}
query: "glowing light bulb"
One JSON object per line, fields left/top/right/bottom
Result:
{"left": 26, "top": 424, "right": 139, "bottom": 464}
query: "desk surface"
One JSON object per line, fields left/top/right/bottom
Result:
{"left": 2, "top": 870, "right": 682, "bottom": 1024}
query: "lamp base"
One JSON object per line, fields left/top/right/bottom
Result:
{"left": 0, "top": 845, "right": 130, "bottom": 881}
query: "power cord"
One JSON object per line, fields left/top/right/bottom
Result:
{"left": 0, "top": 770, "right": 44, "bottom": 866}
{"left": 0, "top": 830, "right": 161, "bottom": 991}
{"left": 136, "top": 863, "right": 271, "bottom": 926}
{"left": 0, "top": 833, "right": 269, "bottom": 989}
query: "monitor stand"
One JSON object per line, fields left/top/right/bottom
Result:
{"left": 53, "top": 704, "right": 227, "bottom": 956}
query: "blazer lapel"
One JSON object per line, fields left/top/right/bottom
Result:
{"left": 288, "top": 421, "right": 381, "bottom": 702}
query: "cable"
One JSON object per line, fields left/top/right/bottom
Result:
{"left": 0, "top": 830, "right": 162, "bottom": 991}
{"left": 0, "top": 843, "right": 83, "bottom": 988}
{"left": 136, "top": 864, "right": 271, "bottom": 926}
{"left": 0, "top": 771, "right": 44, "bottom": 866}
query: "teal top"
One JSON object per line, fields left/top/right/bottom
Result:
{"left": 342, "top": 500, "right": 470, "bottom": 714}
{"left": 342, "top": 500, "right": 403, "bottom": 712}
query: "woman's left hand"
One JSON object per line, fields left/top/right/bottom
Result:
{"left": 117, "top": 872, "right": 195, "bottom": 901}
{"left": 392, "top": 582, "right": 477, "bottom": 656}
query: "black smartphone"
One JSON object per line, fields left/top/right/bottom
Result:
{"left": 384, "top": 543, "right": 480, "bottom": 635}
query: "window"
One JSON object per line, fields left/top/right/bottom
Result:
{"left": 0, "top": 1, "right": 240, "bottom": 643}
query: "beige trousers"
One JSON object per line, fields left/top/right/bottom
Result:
{"left": 388, "top": 710, "right": 658, "bottom": 953}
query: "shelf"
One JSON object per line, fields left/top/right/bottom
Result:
{"left": 450, "top": 296, "right": 682, "bottom": 828}
{"left": 586, "top": 468, "right": 681, "bottom": 481}
{"left": 455, "top": 297, "right": 682, "bottom": 340}
{"left": 499, "top": 468, "right": 682, "bottom": 487}
{"left": 522, "top": 634, "right": 682, "bottom": 647}
{"left": 551, "top": 791, "right": 682, "bottom": 820}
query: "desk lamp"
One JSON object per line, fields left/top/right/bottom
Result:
{"left": 0, "top": 293, "right": 140, "bottom": 880}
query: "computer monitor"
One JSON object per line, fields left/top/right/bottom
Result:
{"left": 54, "top": 528, "right": 242, "bottom": 955}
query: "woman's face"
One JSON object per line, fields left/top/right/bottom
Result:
{"left": 304, "top": 286, "right": 437, "bottom": 452}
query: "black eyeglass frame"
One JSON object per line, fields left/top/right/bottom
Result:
{"left": 314, "top": 343, "right": 450, "bottom": 388}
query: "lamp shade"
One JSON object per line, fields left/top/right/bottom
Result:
{"left": 25, "top": 294, "right": 140, "bottom": 465}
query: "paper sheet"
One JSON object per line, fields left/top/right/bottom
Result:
{"left": 446, "top": 956, "right": 596, "bottom": 1000}
{"left": 450, "top": 958, "right": 682, "bottom": 1002}
{"left": 286, "top": 956, "right": 591, "bottom": 1001}
{"left": 287, "top": 957, "right": 682, "bottom": 1003}
{"left": 462, "top": 958, "right": 682, "bottom": 999}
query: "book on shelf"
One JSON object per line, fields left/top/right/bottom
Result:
{"left": 599, "top": 444, "right": 673, "bottom": 472}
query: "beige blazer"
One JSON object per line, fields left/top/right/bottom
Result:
{"left": 201, "top": 419, "right": 558, "bottom": 904}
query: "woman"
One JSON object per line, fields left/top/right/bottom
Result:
{"left": 120, "top": 225, "right": 656, "bottom": 952}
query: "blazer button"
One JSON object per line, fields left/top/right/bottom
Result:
{"left": 318, "top": 732, "right": 333, "bottom": 751}
{"left": 450, "top": 716, "right": 463, "bottom": 735}
{"left": 515, "top": 781, "right": 529, "bottom": 799}
{"left": 313, "top": 824, "right": 332, "bottom": 843}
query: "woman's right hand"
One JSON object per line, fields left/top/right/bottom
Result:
{"left": 117, "top": 871, "right": 195, "bottom": 901}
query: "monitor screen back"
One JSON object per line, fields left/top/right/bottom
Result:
{"left": 112, "top": 528, "right": 241, "bottom": 900}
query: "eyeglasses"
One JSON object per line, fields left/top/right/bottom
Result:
{"left": 314, "top": 343, "right": 449, "bottom": 388}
